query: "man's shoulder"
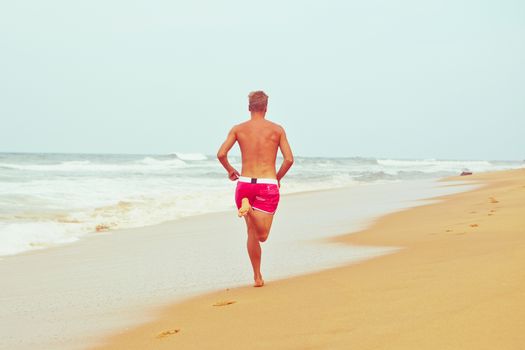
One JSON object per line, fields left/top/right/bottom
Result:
{"left": 232, "top": 121, "right": 249, "bottom": 132}
{"left": 265, "top": 119, "right": 285, "bottom": 132}
{"left": 234, "top": 119, "right": 285, "bottom": 134}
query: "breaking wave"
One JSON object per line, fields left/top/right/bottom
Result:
{"left": 171, "top": 152, "right": 208, "bottom": 161}
{"left": 0, "top": 152, "right": 522, "bottom": 257}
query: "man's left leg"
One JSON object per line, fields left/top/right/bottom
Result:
{"left": 249, "top": 209, "right": 274, "bottom": 242}
{"left": 239, "top": 197, "right": 275, "bottom": 242}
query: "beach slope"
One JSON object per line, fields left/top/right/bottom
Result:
{"left": 92, "top": 169, "right": 525, "bottom": 350}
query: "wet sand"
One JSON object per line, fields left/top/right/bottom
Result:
{"left": 92, "top": 169, "right": 525, "bottom": 350}
{"left": 2, "top": 179, "right": 471, "bottom": 350}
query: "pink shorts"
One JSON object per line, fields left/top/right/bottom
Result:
{"left": 235, "top": 177, "right": 280, "bottom": 215}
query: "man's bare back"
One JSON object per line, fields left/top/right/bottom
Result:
{"left": 217, "top": 116, "right": 293, "bottom": 185}
{"left": 217, "top": 91, "right": 293, "bottom": 287}
{"left": 235, "top": 119, "right": 293, "bottom": 179}
{"left": 236, "top": 119, "right": 280, "bottom": 178}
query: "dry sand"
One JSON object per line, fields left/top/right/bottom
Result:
{"left": 1, "top": 178, "right": 467, "bottom": 350}
{"left": 93, "top": 169, "right": 525, "bottom": 350}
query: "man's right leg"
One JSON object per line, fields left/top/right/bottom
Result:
{"left": 244, "top": 214, "right": 264, "bottom": 287}
{"left": 239, "top": 196, "right": 276, "bottom": 287}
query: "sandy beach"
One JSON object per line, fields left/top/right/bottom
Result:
{"left": 3, "top": 1, "right": 523, "bottom": 349}
{"left": 91, "top": 169, "right": 525, "bottom": 350}
{"left": 1, "top": 177, "right": 474, "bottom": 350}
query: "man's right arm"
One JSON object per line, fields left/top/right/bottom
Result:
{"left": 217, "top": 126, "right": 240, "bottom": 181}
{"left": 276, "top": 128, "right": 294, "bottom": 184}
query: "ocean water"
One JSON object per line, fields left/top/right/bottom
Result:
{"left": 0, "top": 152, "right": 522, "bottom": 257}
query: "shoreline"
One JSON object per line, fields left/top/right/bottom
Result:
{"left": 3, "top": 153, "right": 522, "bottom": 260}
{"left": 0, "top": 178, "right": 476, "bottom": 350}
{"left": 1, "top": 177, "right": 471, "bottom": 261}
{"left": 91, "top": 169, "right": 525, "bottom": 350}
{"left": 0, "top": 180, "right": 427, "bottom": 260}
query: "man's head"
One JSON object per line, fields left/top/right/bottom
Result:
{"left": 248, "top": 91, "right": 268, "bottom": 113}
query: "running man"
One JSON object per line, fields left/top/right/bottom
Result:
{"left": 217, "top": 91, "right": 294, "bottom": 287}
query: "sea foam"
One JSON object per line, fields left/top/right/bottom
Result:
{"left": 0, "top": 152, "right": 522, "bottom": 257}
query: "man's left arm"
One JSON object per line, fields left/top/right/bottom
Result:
{"left": 217, "top": 126, "right": 240, "bottom": 181}
{"left": 276, "top": 127, "right": 294, "bottom": 186}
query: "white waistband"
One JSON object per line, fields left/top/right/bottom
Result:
{"left": 238, "top": 176, "right": 278, "bottom": 185}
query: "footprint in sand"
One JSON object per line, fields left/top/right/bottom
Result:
{"left": 157, "top": 329, "right": 180, "bottom": 339}
{"left": 489, "top": 197, "right": 499, "bottom": 204}
{"left": 213, "top": 300, "right": 236, "bottom": 307}
{"left": 470, "top": 224, "right": 479, "bottom": 228}
{"left": 446, "top": 229, "right": 453, "bottom": 232}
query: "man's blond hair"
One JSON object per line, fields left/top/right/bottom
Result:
{"left": 248, "top": 91, "right": 268, "bottom": 112}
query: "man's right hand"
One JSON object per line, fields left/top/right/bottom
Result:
{"left": 228, "top": 169, "right": 240, "bottom": 181}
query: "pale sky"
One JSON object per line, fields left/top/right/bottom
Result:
{"left": 1, "top": 1, "right": 524, "bottom": 160}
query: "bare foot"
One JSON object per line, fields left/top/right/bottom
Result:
{"left": 238, "top": 198, "right": 251, "bottom": 217}
{"left": 254, "top": 275, "right": 264, "bottom": 287}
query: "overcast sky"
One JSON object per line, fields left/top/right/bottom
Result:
{"left": 1, "top": 1, "right": 523, "bottom": 160}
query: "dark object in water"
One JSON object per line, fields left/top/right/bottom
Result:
{"left": 460, "top": 171, "right": 473, "bottom": 176}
